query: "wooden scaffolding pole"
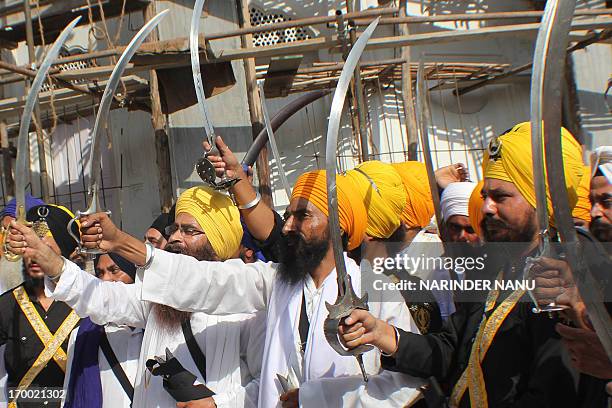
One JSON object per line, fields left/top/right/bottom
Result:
{"left": 343, "top": 3, "right": 370, "bottom": 162}
{"left": 144, "top": 2, "right": 173, "bottom": 213}
{"left": 236, "top": 0, "right": 273, "bottom": 206}
{"left": 0, "top": 120, "right": 13, "bottom": 198}
{"left": 24, "top": 0, "right": 49, "bottom": 201}
{"left": 399, "top": 0, "right": 418, "bottom": 160}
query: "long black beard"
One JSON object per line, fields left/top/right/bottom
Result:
{"left": 278, "top": 231, "right": 330, "bottom": 286}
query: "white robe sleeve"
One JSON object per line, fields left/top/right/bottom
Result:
{"left": 140, "top": 250, "right": 277, "bottom": 315}
{"left": 45, "top": 260, "right": 149, "bottom": 328}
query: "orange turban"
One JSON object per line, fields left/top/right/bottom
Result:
{"left": 391, "top": 161, "right": 435, "bottom": 228}
{"left": 483, "top": 122, "right": 584, "bottom": 226}
{"left": 572, "top": 165, "right": 591, "bottom": 223}
{"left": 291, "top": 170, "right": 367, "bottom": 250}
{"left": 468, "top": 180, "right": 485, "bottom": 238}
{"left": 343, "top": 161, "right": 406, "bottom": 239}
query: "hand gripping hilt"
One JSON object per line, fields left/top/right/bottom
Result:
{"left": 2, "top": 205, "right": 30, "bottom": 262}
{"left": 323, "top": 274, "right": 373, "bottom": 382}
{"left": 195, "top": 148, "right": 239, "bottom": 191}
{"left": 67, "top": 189, "right": 111, "bottom": 256}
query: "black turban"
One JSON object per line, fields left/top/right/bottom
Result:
{"left": 149, "top": 212, "right": 170, "bottom": 239}
{"left": 27, "top": 204, "right": 79, "bottom": 258}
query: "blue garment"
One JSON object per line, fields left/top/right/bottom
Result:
{"left": 0, "top": 194, "right": 45, "bottom": 218}
{"left": 64, "top": 317, "right": 103, "bottom": 408}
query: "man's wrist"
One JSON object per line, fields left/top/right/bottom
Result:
{"left": 378, "top": 322, "right": 400, "bottom": 356}
{"left": 47, "top": 256, "right": 66, "bottom": 282}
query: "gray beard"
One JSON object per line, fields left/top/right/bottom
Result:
{"left": 152, "top": 303, "right": 192, "bottom": 333}
{"left": 153, "top": 238, "right": 218, "bottom": 332}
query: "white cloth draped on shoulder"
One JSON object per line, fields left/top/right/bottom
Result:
{"left": 46, "top": 260, "right": 264, "bottom": 408}
{"left": 141, "top": 249, "right": 425, "bottom": 407}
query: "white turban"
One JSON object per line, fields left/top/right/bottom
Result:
{"left": 440, "top": 182, "right": 478, "bottom": 222}
{"left": 591, "top": 146, "right": 612, "bottom": 183}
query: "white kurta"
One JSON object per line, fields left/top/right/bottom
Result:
{"left": 61, "top": 324, "right": 143, "bottom": 408}
{"left": 398, "top": 229, "right": 456, "bottom": 319}
{"left": 141, "top": 249, "right": 425, "bottom": 407}
{"left": 46, "top": 261, "right": 264, "bottom": 408}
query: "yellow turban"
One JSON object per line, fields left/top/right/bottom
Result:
{"left": 291, "top": 170, "right": 366, "bottom": 250}
{"left": 483, "top": 122, "right": 584, "bottom": 226}
{"left": 391, "top": 161, "right": 435, "bottom": 228}
{"left": 344, "top": 161, "right": 406, "bottom": 239}
{"left": 572, "top": 165, "right": 591, "bottom": 223}
{"left": 175, "top": 186, "right": 242, "bottom": 260}
{"left": 468, "top": 180, "right": 485, "bottom": 238}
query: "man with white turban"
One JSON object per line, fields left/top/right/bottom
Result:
{"left": 9, "top": 186, "right": 265, "bottom": 408}
{"left": 440, "top": 182, "right": 479, "bottom": 245}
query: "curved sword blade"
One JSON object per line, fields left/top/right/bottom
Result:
{"left": 14, "top": 16, "right": 82, "bottom": 222}
{"left": 530, "top": 0, "right": 558, "bottom": 252}
{"left": 535, "top": 0, "right": 612, "bottom": 357}
{"left": 326, "top": 17, "right": 380, "bottom": 294}
{"left": 416, "top": 61, "right": 444, "bottom": 237}
{"left": 190, "top": 0, "right": 215, "bottom": 143}
{"left": 324, "top": 18, "right": 380, "bottom": 382}
{"left": 85, "top": 9, "right": 169, "bottom": 213}
{"left": 257, "top": 80, "right": 291, "bottom": 200}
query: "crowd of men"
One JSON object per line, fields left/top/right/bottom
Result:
{"left": 0, "top": 122, "right": 610, "bottom": 407}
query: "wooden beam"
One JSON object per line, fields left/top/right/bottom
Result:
{"left": 143, "top": 2, "right": 173, "bottom": 213}
{"left": 236, "top": 0, "right": 272, "bottom": 206}
{"left": 0, "top": 120, "right": 13, "bottom": 198}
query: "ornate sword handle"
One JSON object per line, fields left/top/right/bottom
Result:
{"left": 67, "top": 209, "right": 112, "bottom": 256}
{"left": 323, "top": 274, "right": 374, "bottom": 382}
{"left": 2, "top": 205, "right": 30, "bottom": 262}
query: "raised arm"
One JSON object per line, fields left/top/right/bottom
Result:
{"left": 140, "top": 249, "right": 276, "bottom": 315}
{"left": 204, "top": 136, "right": 276, "bottom": 242}
{"left": 6, "top": 221, "right": 148, "bottom": 327}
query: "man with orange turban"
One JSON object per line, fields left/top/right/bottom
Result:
{"left": 337, "top": 123, "right": 582, "bottom": 408}
{"left": 16, "top": 137, "right": 423, "bottom": 408}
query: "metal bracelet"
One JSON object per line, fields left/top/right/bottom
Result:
{"left": 137, "top": 241, "right": 155, "bottom": 269}
{"left": 380, "top": 325, "right": 400, "bottom": 357}
{"left": 237, "top": 191, "right": 261, "bottom": 210}
{"left": 48, "top": 257, "right": 66, "bottom": 283}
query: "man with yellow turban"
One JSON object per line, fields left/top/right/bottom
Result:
{"left": 571, "top": 166, "right": 592, "bottom": 229}
{"left": 336, "top": 122, "right": 582, "bottom": 408}
{"left": 24, "top": 137, "right": 424, "bottom": 407}
{"left": 9, "top": 187, "right": 265, "bottom": 408}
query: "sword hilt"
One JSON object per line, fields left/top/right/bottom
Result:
{"left": 324, "top": 274, "right": 373, "bottom": 382}
{"left": 68, "top": 207, "right": 112, "bottom": 257}
{"left": 3, "top": 205, "right": 31, "bottom": 262}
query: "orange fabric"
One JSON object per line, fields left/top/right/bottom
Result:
{"left": 343, "top": 161, "right": 406, "bottom": 239}
{"left": 572, "top": 165, "right": 591, "bottom": 223}
{"left": 291, "top": 170, "right": 367, "bottom": 250}
{"left": 468, "top": 180, "right": 485, "bottom": 238}
{"left": 391, "top": 161, "right": 435, "bottom": 228}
